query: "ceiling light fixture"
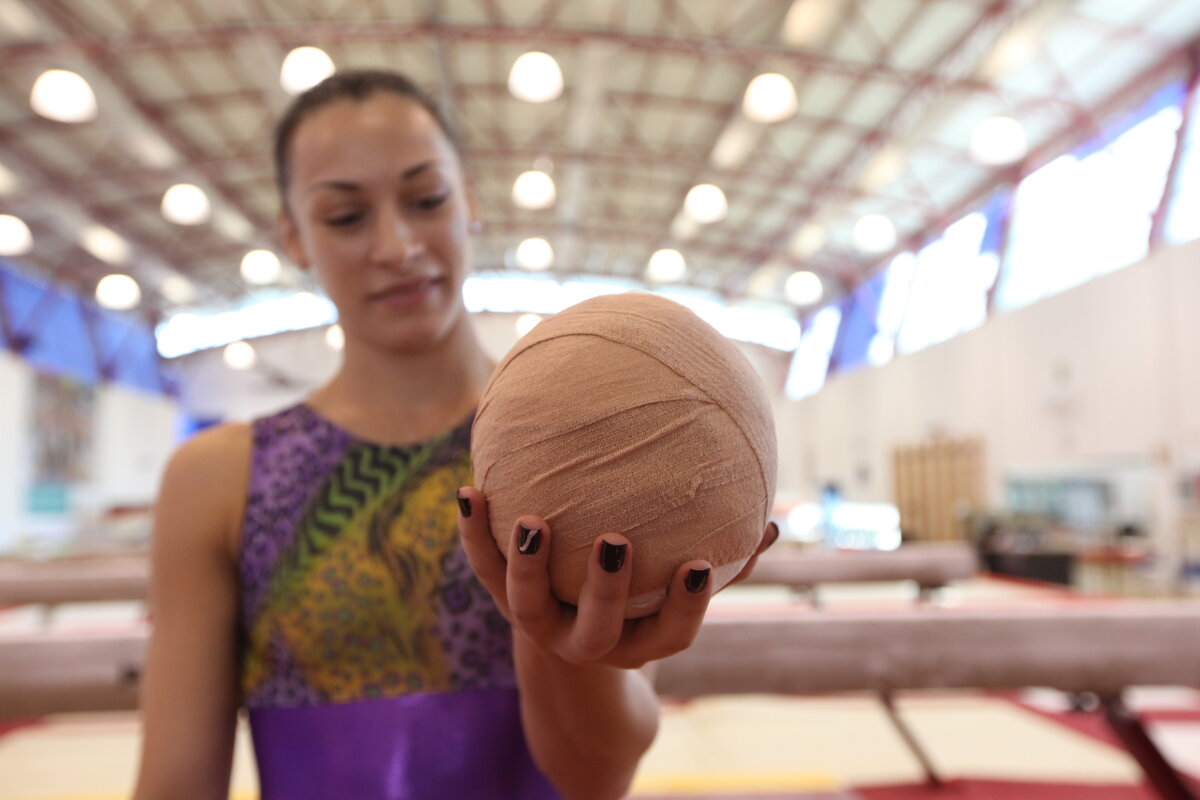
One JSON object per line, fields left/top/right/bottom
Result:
{"left": 160, "top": 274, "right": 196, "bottom": 305}
{"left": 784, "top": 270, "right": 823, "bottom": 306}
{"left": 0, "top": 161, "right": 18, "bottom": 195}
{"left": 240, "top": 249, "right": 283, "bottom": 285}
{"left": 161, "top": 183, "right": 211, "bottom": 225}
{"left": 223, "top": 340, "right": 257, "bottom": 370}
{"left": 861, "top": 145, "right": 905, "bottom": 192}
{"left": 508, "top": 51, "right": 563, "bottom": 103}
{"left": 80, "top": 225, "right": 130, "bottom": 265}
{"left": 646, "top": 248, "right": 687, "bottom": 283}
{"left": 853, "top": 214, "right": 897, "bottom": 254}
{"left": 325, "top": 323, "right": 345, "bottom": 350}
{"left": 126, "top": 129, "right": 179, "bottom": 169}
{"left": 516, "top": 237, "right": 554, "bottom": 270}
{"left": 782, "top": 0, "right": 845, "bottom": 48}
{"left": 95, "top": 274, "right": 141, "bottom": 310}
{"left": 981, "top": 28, "right": 1039, "bottom": 79}
{"left": 515, "top": 313, "right": 543, "bottom": 337}
{"left": 280, "top": 46, "right": 335, "bottom": 95}
{"left": 0, "top": 213, "right": 33, "bottom": 256}
{"left": 670, "top": 211, "right": 701, "bottom": 241}
{"left": 743, "top": 73, "right": 798, "bottom": 124}
{"left": 30, "top": 69, "right": 98, "bottom": 123}
{"left": 746, "top": 261, "right": 790, "bottom": 300}
{"left": 684, "top": 184, "right": 728, "bottom": 224}
{"left": 710, "top": 117, "right": 763, "bottom": 170}
{"left": 789, "top": 222, "right": 827, "bottom": 259}
{"left": 0, "top": 0, "right": 40, "bottom": 38}
{"left": 512, "top": 170, "right": 557, "bottom": 210}
{"left": 969, "top": 115, "right": 1028, "bottom": 166}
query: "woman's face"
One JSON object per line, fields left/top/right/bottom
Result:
{"left": 280, "top": 92, "right": 476, "bottom": 354}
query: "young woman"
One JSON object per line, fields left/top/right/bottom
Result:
{"left": 132, "top": 70, "right": 778, "bottom": 800}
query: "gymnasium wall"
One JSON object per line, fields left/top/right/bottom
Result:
{"left": 171, "top": 234, "right": 1200, "bottom": 517}
{"left": 0, "top": 351, "right": 180, "bottom": 552}
{"left": 0, "top": 351, "right": 29, "bottom": 550}
{"left": 3, "top": 238, "right": 1194, "bottom": 555}
{"left": 783, "top": 235, "right": 1200, "bottom": 507}
{"left": 780, "top": 236, "right": 1200, "bottom": 582}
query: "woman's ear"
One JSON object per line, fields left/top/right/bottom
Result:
{"left": 278, "top": 210, "right": 307, "bottom": 270}
{"left": 467, "top": 192, "right": 482, "bottom": 234}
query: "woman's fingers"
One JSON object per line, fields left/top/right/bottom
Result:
{"left": 458, "top": 494, "right": 728, "bottom": 668}
{"left": 565, "top": 534, "right": 635, "bottom": 662}
{"left": 727, "top": 521, "right": 780, "bottom": 587}
{"left": 503, "top": 514, "right": 561, "bottom": 641}
{"left": 455, "top": 487, "right": 511, "bottom": 618}
{"left": 617, "top": 558, "right": 713, "bottom": 668}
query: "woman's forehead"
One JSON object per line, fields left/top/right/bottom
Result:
{"left": 289, "top": 94, "right": 457, "bottom": 185}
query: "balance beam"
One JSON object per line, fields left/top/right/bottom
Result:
{"left": 655, "top": 603, "right": 1200, "bottom": 696}
{"left": 740, "top": 542, "right": 977, "bottom": 595}
{"left": 4, "top": 602, "right": 1197, "bottom": 797}
{"left": 0, "top": 630, "right": 145, "bottom": 718}
{"left": 5, "top": 603, "right": 1196, "bottom": 714}
{"left": 0, "top": 555, "right": 149, "bottom": 606}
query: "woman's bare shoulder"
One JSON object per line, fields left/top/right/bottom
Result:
{"left": 156, "top": 422, "right": 254, "bottom": 559}
{"left": 164, "top": 422, "right": 252, "bottom": 485}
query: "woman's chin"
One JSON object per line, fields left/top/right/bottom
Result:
{"left": 378, "top": 313, "right": 465, "bottom": 354}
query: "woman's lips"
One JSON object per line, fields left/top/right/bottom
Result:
{"left": 368, "top": 277, "right": 440, "bottom": 307}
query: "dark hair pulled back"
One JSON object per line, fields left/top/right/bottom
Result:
{"left": 272, "top": 69, "right": 460, "bottom": 202}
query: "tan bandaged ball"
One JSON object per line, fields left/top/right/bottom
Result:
{"left": 471, "top": 292, "right": 777, "bottom": 616}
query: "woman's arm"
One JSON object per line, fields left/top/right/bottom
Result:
{"left": 512, "top": 636, "right": 660, "bottom": 800}
{"left": 132, "top": 423, "right": 251, "bottom": 800}
{"left": 457, "top": 488, "right": 778, "bottom": 800}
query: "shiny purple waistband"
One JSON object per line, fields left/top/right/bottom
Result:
{"left": 249, "top": 688, "right": 560, "bottom": 800}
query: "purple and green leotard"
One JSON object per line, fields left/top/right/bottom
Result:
{"left": 237, "top": 403, "right": 560, "bottom": 799}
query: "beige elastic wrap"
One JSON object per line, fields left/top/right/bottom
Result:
{"left": 472, "top": 292, "right": 777, "bottom": 616}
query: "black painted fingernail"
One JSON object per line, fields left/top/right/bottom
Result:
{"left": 456, "top": 490, "right": 471, "bottom": 518}
{"left": 767, "top": 521, "right": 780, "bottom": 545}
{"left": 600, "top": 540, "right": 627, "bottom": 573}
{"left": 685, "top": 568, "right": 711, "bottom": 594}
{"left": 517, "top": 524, "right": 541, "bottom": 555}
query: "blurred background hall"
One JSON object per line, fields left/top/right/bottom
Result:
{"left": 1, "top": 0, "right": 1200, "bottom": 798}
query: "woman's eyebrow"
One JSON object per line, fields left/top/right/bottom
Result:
{"left": 308, "top": 160, "right": 441, "bottom": 193}
{"left": 311, "top": 179, "right": 361, "bottom": 193}
{"left": 401, "top": 160, "right": 439, "bottom": 180}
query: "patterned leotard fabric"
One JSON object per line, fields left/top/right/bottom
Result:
{"left": 238, "top": 403, "right": 560, "bottom": 800}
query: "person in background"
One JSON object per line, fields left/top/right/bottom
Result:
{"left": 819, "top": 480, "right": 843, "bottom": 548}
{"left": 131, "top": 69, "right": 778, "bottom": 800}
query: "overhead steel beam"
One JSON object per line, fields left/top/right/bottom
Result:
{"left": 722, "top": 0, "right": 1024, "bottom": 298}
{"left": 481, "top": 218, "right": 774, "bottom": 264}
{"left": 0, "top": 126, "right": 226, "bottom": 318}
{"left": 422, "top": 0, "right": 461, "bottom": 136}
{"left": 874, "top": 42, "right": 1191, "bottom": 293}
{"left": 0, "top": 20, "right": 1086, "bottom": 111}
{"left": 31, "top": 0, "right": 285, "bottom": 270}
{"left": 811, "top": 0, "right": 1189, "bottom": 290}
{"left": 553, "top": 0, "right": 616, "bottom": 276}
{"left": 29, "top": 141, "right": 937, "bottom": 221}
{"left": 1149, "top": 44, "right": 1200, "bottom": 246}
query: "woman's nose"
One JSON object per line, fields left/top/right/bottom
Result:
{"left": 370, "top": 212, "right": 424, "bottom": 265}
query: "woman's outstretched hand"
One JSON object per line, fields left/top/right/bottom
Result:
{"left": 456, "top": 487, "right": 779, "bottom": 670}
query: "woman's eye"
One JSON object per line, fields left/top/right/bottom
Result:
{"left": 324, "top": 212, "right": 362, "bottom": 227}
{"left": 416, "top": 193, "right": 448, "bottom": 211}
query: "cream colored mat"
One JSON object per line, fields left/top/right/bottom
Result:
{"left": 0, "top": 692, "right": 1153, "bottom": 799}
{"left": 630, "top": 693, "right": 1143, "bottom": 796}
{"left": 0, "top": 713, "right": 259, "bottom": 800}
